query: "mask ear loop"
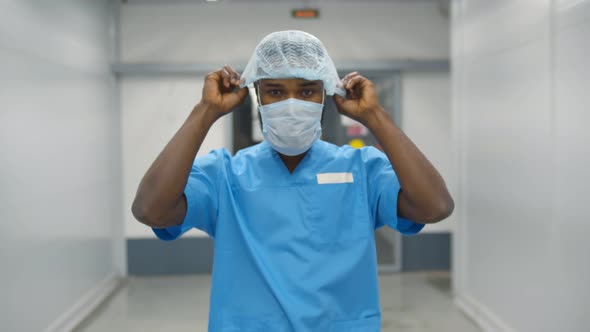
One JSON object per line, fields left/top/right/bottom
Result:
{"left": 254, "top": 82, "right": 262, "bottom": 108}
{"left": 320, "top": 89, "right": 326, "bottom": 124}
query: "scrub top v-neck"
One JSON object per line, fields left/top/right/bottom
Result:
{"left": 152, "top": 139, "right": 424, "bottom": 332}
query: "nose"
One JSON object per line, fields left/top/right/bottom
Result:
{"left": 283, "top": 92, "right": 300, "bottom": 100}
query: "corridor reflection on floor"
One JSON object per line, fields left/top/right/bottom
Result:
{"left": 75, "top": 271, "right": 480, "bottom": 332}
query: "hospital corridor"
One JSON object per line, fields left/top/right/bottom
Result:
{"left": 1, "top": 1, "right": 588, "bottom": 332}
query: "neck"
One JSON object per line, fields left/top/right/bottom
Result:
{"left": 278, "top": 152, "right": 307, "bottom": 173}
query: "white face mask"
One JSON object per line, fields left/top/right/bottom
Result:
{"left": 257, "top": 92, "right": 324, "bottom": 156}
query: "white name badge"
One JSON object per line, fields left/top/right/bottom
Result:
{"left": 316, "top": 172, "right": 354, "bottom": 184}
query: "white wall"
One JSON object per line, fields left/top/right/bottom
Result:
{"left": 119, "top": 1, "right": 449, "bottom": 64}
{"left": 120, "top": 0, "right": 454, "bottom": 238}
{"left": 0, "top": 1, "right": 123, "bottom": 331}
{"left": 402, "top": 72, "right": 455, "bottom": 233}
{"left": 122, "top": 76, "right": 231, "bottom": 238}
{"left": 452, "top": 0, "right": 590, "bottom": 331}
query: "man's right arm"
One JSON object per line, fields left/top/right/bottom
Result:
{"left": 131, "top": 104, "right": 219, "bottom": 228}
{"left": 131, "top": 65, "right": 247, "bottom": 228}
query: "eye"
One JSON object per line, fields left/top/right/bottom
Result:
{"left": 267, "top": 89, "right": 282, "bottom": 96}
{"left": 301, "top": 89, "right": 315, "bottom": 97}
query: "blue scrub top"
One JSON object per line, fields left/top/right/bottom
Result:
{"left": 153, "top": 139, "right": 424, "bottom": 332}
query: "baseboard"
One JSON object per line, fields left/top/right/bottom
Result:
{"left": 455, "top": 293, "right": 517, "bottom": 332}
{"left": 128, "top": 232, "right": 450, "bottom": 275}
{"left": 402, "top": 232, "right": 451, "bottom": 271}
{"left": 127, "top": 237, "right": 214, "bottom": 275}
{"left": 44, "top": 272, "right": 121, "bottom": 332}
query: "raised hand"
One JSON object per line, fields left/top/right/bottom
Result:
{"left": 201, "top": 64, "right": 249, "bottom": 117}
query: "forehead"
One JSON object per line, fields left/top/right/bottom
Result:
{"left": 258, "top": 78, "right": 322, "bottom": 88}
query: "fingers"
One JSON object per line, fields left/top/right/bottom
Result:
{"left": 342, "top": 71, "right": 359, "bottom": 81}
{"left": 342, "top": 75, "right": 363, "bottom": 99}
{"left": 222, "top": 85, "right": 248, "bottom": 110}
{"left": 223, "top": 64, "right": 240, "bottom": 88}
{"left": 344, "top": 76, "right": 366, "bottom": 90}
{"left": 207, "top": 65, "right": 241, "bottom": 90}
{"left": 333, "top": 93, "right": 345, "bottom": 107}
{"left": 342, "top": 71, "right": 359, "bottom": 86}
{"left": 341, "top": 72, "right": 371, "bottom": 99}
{"left": 236, "top": 84, "right": 249, "bottom": 98}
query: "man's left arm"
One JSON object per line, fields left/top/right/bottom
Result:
{"left": 334, "top": 72, "right": 454, "bottom": 224}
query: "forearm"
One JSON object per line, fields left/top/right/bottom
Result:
{"left": 363, "top": 107, "right": 453, "bottom": 222}
{"left": 131, "top": 102, "right": 220, "bottom": 226}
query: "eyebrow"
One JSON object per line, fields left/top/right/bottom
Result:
{"left": 299, "top": 82, "right": 321, "bottom": 87}
{"left": 263, "top": 83, "right": 284, "bottom": 87}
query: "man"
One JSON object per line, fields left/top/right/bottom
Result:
{"left": 132, "top": 30, "right": 453, "bottom": 332}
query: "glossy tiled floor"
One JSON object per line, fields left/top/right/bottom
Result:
{"left": 75, "top": 272, "right": 480, "bottom": 332}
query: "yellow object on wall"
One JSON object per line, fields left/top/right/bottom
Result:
{"left": 348, "top": 138, "right": 366, "bottom": 149}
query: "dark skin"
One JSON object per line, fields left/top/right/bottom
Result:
{"left": 131, "top": 65, "right": 453, "bottom": 228}
{"left": 334, "top": 72, "right": 454, "bottom": 223}
{"left": 255, "top": 78, "right": 325, "bottom": 173}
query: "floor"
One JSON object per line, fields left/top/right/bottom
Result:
{"left": 75, "top": 271, "right": 481, "bottom": 332}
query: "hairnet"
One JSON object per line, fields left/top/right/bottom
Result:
{"left": 239, "top": 30, "right": 345, "bottom": 96}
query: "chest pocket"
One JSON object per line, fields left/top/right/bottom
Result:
{"left": 301, "top": 171, "right": 371, "bottom": 245}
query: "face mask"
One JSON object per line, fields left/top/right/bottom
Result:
{"left": 257, "top": 91, "right": 324, "bottom": 156}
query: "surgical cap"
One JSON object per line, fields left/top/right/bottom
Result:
{"left": 240, "top": 30, "right": 345, "bottom": 96}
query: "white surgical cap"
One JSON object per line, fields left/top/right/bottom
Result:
{"left": 240, "top": 30, "right": 345, "bottom": 96}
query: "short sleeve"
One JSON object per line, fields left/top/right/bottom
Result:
{"left": 363, "top": 147, "right": 425, "bottom": 236}
{"left": 152, "top": 149, "right": 228, "bottom": 241}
